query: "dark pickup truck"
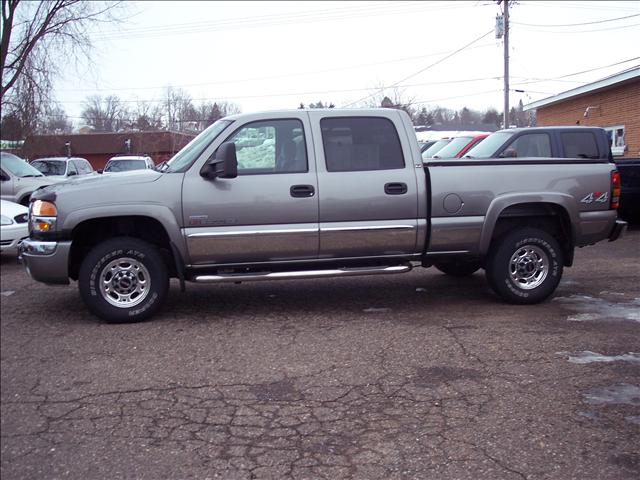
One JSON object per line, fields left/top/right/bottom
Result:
{"left": 463, "top": 126, "right": 612, "bottom": 161}
{"left": 464, "top": 126, "right": 638, "bottom": 222}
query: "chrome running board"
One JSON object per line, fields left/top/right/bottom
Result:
{"left": 192, "top": 264, "right": 412, "bottom": 283}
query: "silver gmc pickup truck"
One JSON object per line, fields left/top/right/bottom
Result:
{"left": 20, "top": 109, "right": 627, "bottom": 323}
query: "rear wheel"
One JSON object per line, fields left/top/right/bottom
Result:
{"left": 485, "top": 227, "right": 563, "bottom": 304}
{"left": 434, "top": 260, "right": 481, "bottom": 277}
{"left": 78, "top": 237, "right": 169, "bottom": 323}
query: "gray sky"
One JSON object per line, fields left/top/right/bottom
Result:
{"left": 54, "top": 1, "right": 640, "bottom": 123}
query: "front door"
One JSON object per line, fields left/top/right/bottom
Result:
{"left": 182, "top": 115, "right": 319, "bottom": 265}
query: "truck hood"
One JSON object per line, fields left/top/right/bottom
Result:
{"left": 32, "top": 170, "right": 162, "bottom": 202}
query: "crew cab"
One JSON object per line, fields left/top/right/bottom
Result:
{"left": 20, "top": 109, "right": 627, "bottom": 323}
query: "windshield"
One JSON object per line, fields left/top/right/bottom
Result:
{"left": 31, "top": 160, "right": 66, "bottom": 176}
{"left": 165, "top": 119, "right": 233, "bottom": 172}
{"left": 0, "top": 153, "right": 45, "bottom": 177}
{"left": 432, "top": 137, "right": 473, "bottom": 159}
{"left": 104, "top": 159, "right": 146, "bottom": 172}
{"left": 422, "top": 139, "right": 451, "bottom": 159}
{"left": 463, "top": 131, "right": 513, "bottom": 158}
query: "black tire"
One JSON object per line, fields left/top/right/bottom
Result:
{"left": 485, "top": 227, "right": 563, "bottom": 304}
{"left": 78, "top": 237, "right": 169, "bottom": 323}
{"left": 434, "top": 260, "right": 481, "bottom": 277}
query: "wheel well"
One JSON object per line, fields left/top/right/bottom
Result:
{"left": 490, "top": 203, "right": 574, "bottom": 266}
{"left": 68, "top": 216, "right": 176, "bottom": 280}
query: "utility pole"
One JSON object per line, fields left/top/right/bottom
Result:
{"left": 503, "top": 0, "right": 509, "bottom": 129}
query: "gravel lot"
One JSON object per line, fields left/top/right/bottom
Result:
{"left": 1, "top": 227, "right": 639, "bottom": 479}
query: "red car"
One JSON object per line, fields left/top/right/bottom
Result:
{"left": 431, "top": 134, "right": 489, "bottom": 159}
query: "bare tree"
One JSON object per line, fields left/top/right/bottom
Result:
{"left": 366, "top": 85, "right": 416, "bottom": 121}
{"left": 81, "top": 95, "right": 130, "bottom": 132}
{"left": 1, "top": 1, "right": 122, "bottom": 103}
{"left": 132, "top": 100, "right": 164, "bottom": 131}
{"left": 1, "top": 0, "right": 123, "bottom": 136}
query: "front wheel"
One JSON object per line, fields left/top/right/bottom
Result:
{"left": 485, "top": 227, "right": 563, "bottom": 304}
{"left": 79, "top": 237, "right": 169, "bottom": 323}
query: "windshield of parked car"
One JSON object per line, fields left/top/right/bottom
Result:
{"left": 0, "top": 153, "right": 45, "bottom": 177}
{"left": 463, "top": 132, "right": 513, "bottom": 158}
{"left": 104, "top": 159, "right": 146, "bottom": 172}
{"left": 432, "top": 136, "right": 474, "bottom": 159}
{"left": 164, "top": 119, "right": 233, "bottom": 172}
{"left": 31, "top": 159, "right": 66, "bottom": 176}
{"left": 422, "top": 139, "right": 452, "bottom": 159}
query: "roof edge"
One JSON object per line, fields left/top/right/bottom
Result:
{"left": 524, "top": 66, "right": 640, "bottom": 111}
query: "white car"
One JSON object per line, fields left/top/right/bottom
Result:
{"left": 0, "top": 200, "right": 29, "bottom": 254}
{"left": 101, "top": 155, "right": 155, "bottom": 173}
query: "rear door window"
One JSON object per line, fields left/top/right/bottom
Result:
{"left": 321, "top": 117, "right": 404, "bottom": 171}
{"left": 561, "top": 132, "right": 599, "bottom": 159}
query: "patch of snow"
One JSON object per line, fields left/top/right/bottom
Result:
{"left": 554, "top": 295, "right": 640, "bottom": 323}
{"left": 582, "top": 384, "right": 640, "bottom": 406}
{"left": 557, "top": 351, "right": 640, "bottom": 364}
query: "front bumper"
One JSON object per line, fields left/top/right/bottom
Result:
{"left": 19, "top": 239, "right": 71, "bottom": 284}
{"left": 608, "top": 219, "right": 627, "bottom": 242}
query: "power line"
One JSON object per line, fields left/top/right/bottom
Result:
{"left": 56, "top": 43, "right": 497, "bottom": 93}
{"left": 514, "top": 21, "right": 640, "bottom": 34}
{"left": 343, "top": 29, "right": 494, "bottom": 107}
{"left": 92, "top": 2, "right": 473, "bottom": 41}
{"left": 512, "top": 12, "right": 640, "bottom": 27}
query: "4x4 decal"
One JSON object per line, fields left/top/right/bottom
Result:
{"left": 581, "top": 192, "right": 608, "bottom": 204}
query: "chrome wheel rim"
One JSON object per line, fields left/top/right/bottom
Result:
{"left": 99, "top": 257, "right": 150, "bottom": 308}
{"left": 509, "top": 245, "right": 549, "bottom": 290}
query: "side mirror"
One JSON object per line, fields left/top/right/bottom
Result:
{"left": 500, "top": 148, "right": 517, "bottom": 158}
{"left": 200, "top": 142, "right": 238, "bottom": 180}
{"left": 97, "top": 169, "right": 103, "bottom": 174}
{"left": 67, "top": 171, "right": 77, "bottom": 176}
{"left": 0, "top": 172, "right": 8, "bottom": 181}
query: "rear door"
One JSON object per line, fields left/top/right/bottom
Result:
{"left": 181, "top": 113, "right": 319, "bottom": 265}
{"left": 308, "top": 110, "right": 420, "bottom": 259}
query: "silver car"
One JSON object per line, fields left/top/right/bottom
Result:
{"left": 31, "top": 156, "right": 95, "bottom": 180}
{"left": 0, "top": 152, "right": 58, "bottom": 206}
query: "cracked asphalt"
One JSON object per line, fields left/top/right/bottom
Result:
{"left": 1, "top": 227, "right": 639, "bottom": 480}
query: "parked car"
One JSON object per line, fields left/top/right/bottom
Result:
{"left": 0, "top": 152, "right": 59, "bottom": 206}
{"left": 0, "top": 199, "right": 29, "bottom": 254}
{"left": 21, "top": 109, "right": 626, "bottom": 323}
{"left": 419, "top": 140, "right": 437, "bottom": 153}
{"left": 101, "top": 155, "right": 155, "bottom": 173}
{"left": 421, "top": 138, "right": 452, "bottom": 159}
{"left": 31, "top": 157, "right": 95, "bottom": 180}
{"left": 432, "top": 134, "right": 489, "bottom": 159}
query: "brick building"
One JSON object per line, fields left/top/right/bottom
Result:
{"left": 524, "top": 67, "right": 639, "bottom": 159}
{"left": 21, "top": 130, "right": 196, "bottom": 171}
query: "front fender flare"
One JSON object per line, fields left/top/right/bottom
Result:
{"left": 61, "top": 204, "right": 187, "bottom": 261}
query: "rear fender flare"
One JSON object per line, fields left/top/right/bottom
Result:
{"left": 479, "top": 193, "right": 578, "bottom": 257}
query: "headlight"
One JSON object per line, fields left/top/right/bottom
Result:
{"left": 30, "top": 200, "right": 58, "bottom": 234}
{"left": 31, "top": 200, "right": 58, "bottom": 216}
{"left": 1, "top": 214, "right": 13, "bottom": 226}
